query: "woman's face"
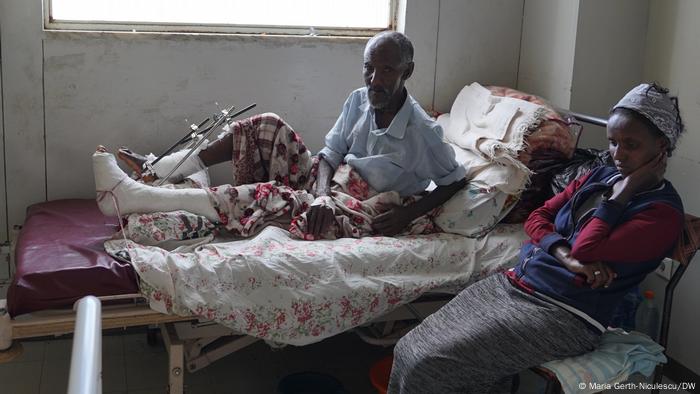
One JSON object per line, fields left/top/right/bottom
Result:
{"left": 607, "top": 111, "right": 667, "bottom": 176}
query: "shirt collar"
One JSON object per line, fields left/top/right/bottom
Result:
{"left": 361, "top": 88, "right": 413, "bottom": 140}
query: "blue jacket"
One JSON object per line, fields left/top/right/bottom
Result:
{"left": 512, "top": 166, "right": 684, "bottom": 328}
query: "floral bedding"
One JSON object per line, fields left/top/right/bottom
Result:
{"left": 104, "top": 223, "right": 526, "bottom": 346}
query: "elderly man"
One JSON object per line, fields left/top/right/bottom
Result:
{"left": 93, "top": 31, "right": 466, "bottom": 238}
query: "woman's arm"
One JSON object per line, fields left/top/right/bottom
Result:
{"left": 524, "top": 172, "right": 592, "bottom": 247}
{"left": 570, "top": 202, "right": 682, "bottom": 263}
{"left": 571, "top": 153, "right": 682, "bottom": 263}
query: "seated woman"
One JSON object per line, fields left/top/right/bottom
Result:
{"left": 388, "top": 83, "right": 685, "bottom": 394}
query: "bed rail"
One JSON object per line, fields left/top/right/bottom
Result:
{"left": 568, "top": 111, "right": 608, "bottom": 128}
{"left": 67, "top": 296, "right": 102, "bottom": 394}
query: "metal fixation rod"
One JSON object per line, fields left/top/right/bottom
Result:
{"left": 151, "top": 117, "right": 213, "bottom": 167}
{"left": 154, "top": 103, "right": 257, "bottom": 186}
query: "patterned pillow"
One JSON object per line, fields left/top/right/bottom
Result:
{"left": 487, "top": 86, "right": 579, "bottom": 223}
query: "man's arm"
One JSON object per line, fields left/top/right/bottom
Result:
{"left": 307, "top": 156, "right": 339, "bottom": 238}
{"left": 314, "top": 157, "right": 334, "bottom": 196}
{"left": 372, "top": 178, "right": 467, "bottom": 236}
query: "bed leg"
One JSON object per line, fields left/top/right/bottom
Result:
{"left": 161, "top": 323, "right": 185, "bottom": 394}
{"left": 0, "top": 299, "right": 22, "bottom": 363}
{"left": 0, "top": 300, "right": 12, "bottom": 350}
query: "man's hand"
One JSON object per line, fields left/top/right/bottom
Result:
{"left": 552, "top": 244, "right": 616, "bottom": 288}
{"left": 307, "top": 202, "right": 334, "bottom": 239}
{"left": 372, "top": 205, "right": 413, "bottom": 236}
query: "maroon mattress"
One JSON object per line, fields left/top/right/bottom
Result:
{"left": 7, "top": 199, "right": 140, "bottom": 317}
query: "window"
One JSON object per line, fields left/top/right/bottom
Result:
{"left": 45, "top": 0, "right": 395, "bottom": 36}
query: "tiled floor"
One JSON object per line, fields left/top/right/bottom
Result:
{"left": 0, "top": 328, "right": 392, "bottom": 394}
{"left": 0, "top": 326, "right": 693, "bottom": 394}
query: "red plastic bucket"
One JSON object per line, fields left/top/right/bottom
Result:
{"left": 369, "top": 354, "right": 394, "bottom": 394}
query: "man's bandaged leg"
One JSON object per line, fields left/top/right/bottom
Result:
{"left": 93, "top": 152, "right": 219, "bottom": 222}
{"left": 150, "top": 143, "right": 207, "bottom": 183}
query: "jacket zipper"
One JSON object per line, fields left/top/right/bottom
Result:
{"left": 565, "top": 181, "right": 613, "bottom": 242}
{"left": 518, "top": 246, "right": 539, "bottom": 278}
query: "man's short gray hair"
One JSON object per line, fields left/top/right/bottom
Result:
{"left": 366, "top": 31, "right": 414, "bottom": 65}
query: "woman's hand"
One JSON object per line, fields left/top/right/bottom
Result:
{"left": 552, "top": 244, "right": 616, "bottom": 288}
{"left": 628, "top": 151, "right": 667, "bottom": 189}
{"left": 613, "top": 152, "right": 667, "bottom": 200}
{"left": 372, "top": 205, "right": 413, "bottom": 236}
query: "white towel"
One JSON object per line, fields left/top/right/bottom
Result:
{"left": 540, "top": 329, "right": 667, "bottom": 394}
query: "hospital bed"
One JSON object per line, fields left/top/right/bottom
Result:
{"left": 0, "top": 197, "right": 527, "bottom": 393}
{"left": 0, "top": 98, "right": 671, "bottom": 393}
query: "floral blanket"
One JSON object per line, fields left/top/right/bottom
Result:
{"left": 104, "top": 223, "right": 526, "bottom": 346}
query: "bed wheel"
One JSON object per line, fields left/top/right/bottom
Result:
{"left": 146, "top": 327, "right": 159, "bottom": 346}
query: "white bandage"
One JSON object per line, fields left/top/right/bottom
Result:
{"left": 152, "top": 144, "right": 207, "bottom": 183}
{"left": 93, "top": 152, "right": 219, "bottom": 222}
{"left": 310, "top": 195, "right": 334, "bottom": 209}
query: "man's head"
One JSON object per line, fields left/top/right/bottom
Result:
{"left": 363, "top": 31, "right": 415, "bottom": 110}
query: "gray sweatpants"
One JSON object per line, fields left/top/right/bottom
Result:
{"left": 388, "top": 274, "right": 600, "bottom": 394}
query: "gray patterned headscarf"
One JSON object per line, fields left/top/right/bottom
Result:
{"left": 613, "top": 83, "right": 683, "bottom": 154}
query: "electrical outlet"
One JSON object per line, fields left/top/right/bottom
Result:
{"left": 655, "top": 258, "right": 674, "bottom": 281}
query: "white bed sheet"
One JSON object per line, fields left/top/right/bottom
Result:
{"left": 105, "top": 223, "right": 527, "bottom": 346}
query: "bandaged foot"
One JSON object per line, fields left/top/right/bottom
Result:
{"left": 93, "top": 148, "right": 219, "bottom": 222}
{"left": 117, "top": 144, "right": 207, "bottom": 183}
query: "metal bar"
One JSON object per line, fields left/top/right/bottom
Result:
{"left": 659, "top": 263, "right": 687, "bottom": 349}
{"left": 67, "top": 296, "right": 102, "bottom": 394}
{"left": 151, "top": 117, "right": 212, "bottom": 166}
{"left": 652, "top": 262, "right": 689, "bottom": 390}
{"left": 186, "top": 335, "right": 259, "bottom": 373}
{"left": 569, "top": 111, "right": 608, "bottom": 128}
{"left": 154, "top": 103, "right": 256, "bottom": 187}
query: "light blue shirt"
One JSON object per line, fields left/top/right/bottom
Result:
{"left": 318, "top": 88, "right": 466, "bottom": 197}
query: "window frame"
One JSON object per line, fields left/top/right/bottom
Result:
{"left": 43, "top": 0, "right": 398, "bottom": 37}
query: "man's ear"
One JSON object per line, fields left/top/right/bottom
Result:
{"left": 402, "top": 62, "right": 415, "bottom": 81}
{"left": 657, "top": 137, "right": 670, "bottom": 154}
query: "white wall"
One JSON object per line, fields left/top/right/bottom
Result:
{"left": 0, "top": 0, "right": 45, "bottom": 245}
{"left": 643, "top": 0, "right": 700, "bottom": 375}
{"left": 0, "top": 0, "right": 524, "bottom": 239}
{"left": 42, "top": 34, "right": 364, "bottom": 201}
{"left": 517, "top": 0, "right": 579, "bottom": 109}
{"left": 518, "top": 0, "right": 650, "bottom": 150}
{"left": 570, "top": 0, "right": 650, "bottom": 149}
{"left": 433, "top": 0, "right": 523, "bottom": 112}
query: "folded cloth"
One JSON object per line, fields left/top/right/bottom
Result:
{"left": 437, "top": 82, "right": 548, "bottom": 195}
{"left": 541, "top": 329, "right": 667, "bottom": 394}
